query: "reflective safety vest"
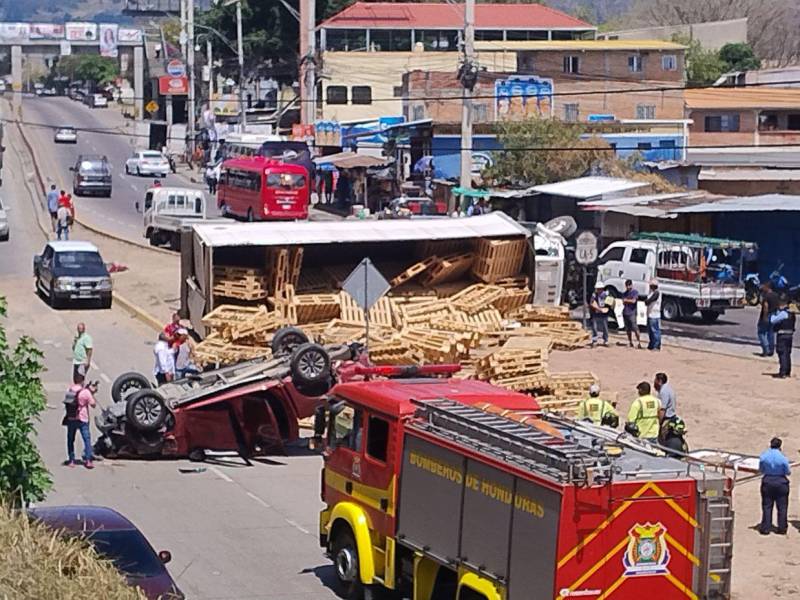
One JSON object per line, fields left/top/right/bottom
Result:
{"left": 578, "top": 397, "right": 618, "bottom": 425}
{"left": 627, "top": 394, "right": 661, "bottom": 439}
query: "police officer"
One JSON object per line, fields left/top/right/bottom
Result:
{"left": 625, "top": 382, "right": 661, "bottom": 443}
{"left": 759, "top": 437, "right": 791, "bottom": 535}
{"left": 577, "top": 384, "right": 619, "bottom": 427}
{"left": 770, "top": 294, "right": 796, "bottom": 378}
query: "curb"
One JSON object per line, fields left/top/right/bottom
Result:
{"left": 112, "top": 291, "right": 163, "bottom": 333}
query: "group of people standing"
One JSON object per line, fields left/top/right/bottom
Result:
{"left": 46, "top": 184, "right": 75, "bottom": 241}
{"left": 757, "top": 281, "right": 796, "bottom": 378}
{"left": 153, "top": 313, "right": 199, "bottom": 385}
{"left": 589, "top": 279, "right": 663, "bottom": 351}
{"left": 63, "top": 322, "right": 97, "bottom": 469}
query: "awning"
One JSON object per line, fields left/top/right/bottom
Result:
{"left": 671, "top": 194, "right": 800, "bottom": 214}
{"left": 579, "top": 192, "right": 690, "bottom": 208}
{"left": 452, "top": 187, "right": 490, "bottom": 198}
{"left": 193, "top": 212, "right": 530, "bottom": 248}
{"left": 313, "top": 152, "right": 391, "bottom": 169}
{"left": 532, "top": 176, "right": 649, "bottom": 199}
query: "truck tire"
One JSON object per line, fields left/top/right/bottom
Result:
{"left": 290, "top": 343, "right": 331, "bottom": 388}
{"left": 331, "top": 528, "right": 363, "bottom": 600}
{"left": 700, "top": 310, "right": 720, "bottom": 323}
{"left": 112, "top": 371, "right": 152, "bottom": 403}
{"left": 125, "top": 390, "right": 167, "bottom": 432}
{"left": 661, "top": 297, "right": 680, "bottom": 321}
{"left": 294, "top": 376, "right": 334, "bottom": 398}
{"left": 271, "top": 326, "right": 309, "bottom": 357}
{"left": 169, "top": 233, "right": 180, "bottom": 251}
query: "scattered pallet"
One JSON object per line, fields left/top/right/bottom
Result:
{"left": 472, "top": 238, "right": 527, "bottom": 284}
{"left": 390, "top": 256, "right": 438, "bottom": 287}
{"left": 212, "top": 266, "right": 268, "bottom": 301}
{"left": 449, "top": 284, "right": 506, "bottom": 315}
{"left": 421, "top": 253, "right": 475, "bottom": 287}
{"left": 294, "top": 293, "right": 341, "bottom": 324}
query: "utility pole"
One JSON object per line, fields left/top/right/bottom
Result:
{"left": 236, "top": 0, "right": 246, "bottom": 132}
{"left": 187, "top": 0, "right": 196, "bottom": 152}
{"left": 459, "top": 0, "right": 475, "bottom": 200}
{"left": 300, "top": 0, "right": 316, "bottom": 125}
{"left": 180, "top": 0, "right": 187, "bottom": 58}
{"left": 206, "top": 38, "right": 214, "bottom": 107}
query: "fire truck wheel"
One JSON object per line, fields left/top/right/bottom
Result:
{"left": 271, "top": 326, "right": 310, "bottom": 357}
{"left": 290, "top": 343, "right": 331, "bottom": 388}
{"left": 111, "top": 371, "right": 152, "bottom": 404}
{"left": 126, "top": 390, "right": 168, "bottom": 432}
{"left": 331, "top": 528, "right": 363, "bottom": 600}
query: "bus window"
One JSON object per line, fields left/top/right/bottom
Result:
{"left": 266, "top": 173, "right": 306, "bottom": 190}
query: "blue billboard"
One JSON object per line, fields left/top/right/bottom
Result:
{"left": 494, "top": 76, "right": 554, "bottom": 120}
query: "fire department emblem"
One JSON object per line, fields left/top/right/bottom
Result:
{"left": 623, "top": 522, "right": 670, "bottom": 576}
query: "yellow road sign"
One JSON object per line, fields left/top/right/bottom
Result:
{"left": 145, "top": 100, "right": 159, "bottom": 113}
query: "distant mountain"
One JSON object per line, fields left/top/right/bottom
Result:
{"left": 546, "top": 0, "right": 635, "bottom": 25}
{"left": 1, "top": 0, "right": 132, "bottom": 23}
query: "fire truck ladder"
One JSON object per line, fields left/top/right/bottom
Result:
{"left": 698, "top": 494, "right": 734, "bottom": 599}
{"left": 412, "top": 399, "right": 613, "bottom": 484}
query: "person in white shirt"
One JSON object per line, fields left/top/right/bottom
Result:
{"left": 644, "top": 279, "right": 662, "bottom": 351}
{"left": 153, "top": 332, "right": 175, "bottom": 385}
{"left": 174, "top": 328, "right": 199, "bottom": 379}
{"left": 56, "top": 205, "right": 71, "bottom": 240}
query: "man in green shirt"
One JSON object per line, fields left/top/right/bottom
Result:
{"left": 72, "top": 322, "right": 93, "bottom": 381}
{"left": 626, "top": 381, "right": 660, "bottom": 443}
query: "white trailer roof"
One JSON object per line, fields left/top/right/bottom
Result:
{"left": 192, "top": 213, "right": 530, "bottom": 248}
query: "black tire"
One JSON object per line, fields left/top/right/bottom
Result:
{"left": 48, "top": 282, "right": 61, "bottom": 309}
{"left": 112, "top": 371, "right": 151, "bottom": 403}
{"left": 700, "top": 310, "right": 720, "bottom": 323}
{"left": 100, "top": 296, "right": 112, "bottom": 309}
{"left": 271, "top": 326, "right": 309, "bottom": 356}
{"left": 290, "top": 343, "right": 331, "bottom": 388}
{"left": 661, "top": 297, "right": 680, "bottom": 321}
{"left": 125, "top": 389, "right": 167, "bottom": 432}
{"left": 188, "top": 448, "right": 207, "bottom": 462}
{"left": 331, "top": 528, "right": 363, "bottom": 600}
{"left": 168, "top": 233, "right": 180, "bottom": 251}
{"left": 294, "top": 376, "right": 333, "bottom": 398}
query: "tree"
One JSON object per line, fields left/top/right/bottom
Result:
{"left": 719, "top": 42, "right": 761, "bottom": 72}
{"left": 56, "top": 55, "right": 119, "bottom": 86}
{"left": 0, "top": 297, "right": 51, "bottom": 505}
{"left": 676, "top": 36, "right": 726, "bottom": 86}
{"left": 483, "top": 117, "right": 611, "bottom": 187}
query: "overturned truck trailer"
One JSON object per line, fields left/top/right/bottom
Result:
{"left": 179, "top": 213, "right": 535, "bottom": 335}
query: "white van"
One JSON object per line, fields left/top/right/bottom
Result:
{"left": 596, "top": 234, "right": 749, "bottom": 321}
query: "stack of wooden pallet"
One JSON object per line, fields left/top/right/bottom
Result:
{"left": 212, "top": 266, "right": 268, "bottom": 301}
{"left": 471, "top": 238, "right": 527, "bottom": 284}
{"left": 476, "top": 336, "right": 551, "bottom": 391}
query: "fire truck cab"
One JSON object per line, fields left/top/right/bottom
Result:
{"left": 319, "top": 371, "right": 734, "bottom": 600}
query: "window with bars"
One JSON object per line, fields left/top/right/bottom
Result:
{"left": 636, "top": 104, "right": 656, "bottom": 119}
{"left": 351, "top": 86, "right": 372, "bottom": 105}
{"left": 628, "top": 55, "right": 643, "bottom": 72}
{"left": 326, "top": 86, "right": 348, "bottom": 105}
{"left": 662, "top": 54, "right": 677, "bottom": 71}
{"left": 563, "top": 55, "right": 579, "bottom": 74}
{"left": 564, "top": 103, "right": 580, "bottom": 122}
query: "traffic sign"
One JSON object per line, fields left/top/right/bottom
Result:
{"left": 342, "top": 258, "right": 390, "bottom": 312}
{"left": 575, "top": 230, "right": 598, "bottom": 265}
{"left": 166, "top": 59, "right": 186, "bottom": 77}
{"left": 145, "top": 100, "right": 159, "bottom": 114}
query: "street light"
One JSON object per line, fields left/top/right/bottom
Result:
{"left": 216, "top": 0, "right": 246, "bottom": 132}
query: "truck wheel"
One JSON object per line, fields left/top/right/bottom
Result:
{"left": 271, "top": 326, "right": 309, "bottom": 356}
{"left": 112, "top": 371, "right": 152, "bottom": 403}
{"left": 125, "top": 390, "right": 167, "bottom": 432}
{"left": 290, "top": 343, "right": 331, "bottom": 388}
{"left": 188, "top": 448, "right": 207, "bottom": 462}
{"left": 661, "top": 298, "right": 680, "bottom": 321}
{"left": 48, "top": 282, "right": 61, "bottom": 309}
{"left": 169, "top": 233, "right": 180, "bottom": 251}
{"left": 332, "top": 528, "right": 363, "bottom": 600}
{"left": 700, "top": 310, "right": 720, "bottom": 323}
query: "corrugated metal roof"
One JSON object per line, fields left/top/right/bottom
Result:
{"left": 320, "top": 2, "right": 593, "bottom": 30}
{"left": 475, "top": 40, "right": 685, "bottom": 52}
{"left": 671, "top": 194, "right": 800, "bottom": 213}
{"left": 606, "top": 205, "right": 677, "bottom": 218}
{"left": 699, "top": 168, "right": 800, "bottom": 181}
{"left": 685, "top": 87, "right": 800, "bottom": 109}
{"left": 532, "top": 177, "right": 649, "bottom": 199}
{"left": 193, "top": 212, "right": 530, "bottom": 248}
{"left": 579, "top": 192, "right": 690, "bottom": 208}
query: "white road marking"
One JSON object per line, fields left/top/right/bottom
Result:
{"left": 246, "top": 491, "right": 272, "bottom": 509}
{"left": 285, "top": 519, "right": 311, "bottom": 535}
{"left": 209, "top": 466, "right": 233, "bottom": 483}
{"left": 100, "top": 372, "right": 111, "bottom": 384}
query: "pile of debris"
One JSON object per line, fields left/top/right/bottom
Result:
{"left": 195, "top": 237, "right": 592, "bottom": 402}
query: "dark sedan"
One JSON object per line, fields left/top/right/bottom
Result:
{"left": 29, "top": 506, "right": 183, "bottom": 599}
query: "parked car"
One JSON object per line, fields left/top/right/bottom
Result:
{"left": 71, "top": 154, "right": 112, "bottom": 196}
{"left": 33, "top": 241, "right": 113, "bottom": 309}
{"left": 95, "top": 330, "right": 356, "bottom": 461}
{"left": 87, "top": 93, "right": 108, "bottom": 108}
{"left": 125, "top": 150, "right": 170, "bottom": 177}
{"left": 0, "top": 80, "right": 7, "bottom": 94}
{"left": 29, "top": 506, "right": 184, "bottom": 600}
{"left": 0, "top": 195, "right": 9, "bottom": 241}
{"left": 54, "top": 126, "right": 78, "bottom": 144}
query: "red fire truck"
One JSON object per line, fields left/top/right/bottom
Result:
{"left": 318, "top": 367, "right": 734, "bottom": 600}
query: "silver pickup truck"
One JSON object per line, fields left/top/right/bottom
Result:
{"left": 137, "top": 186, "right": 226, "bottom": 251}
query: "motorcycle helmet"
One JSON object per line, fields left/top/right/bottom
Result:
{"left": 665, "top": 417, "right": 687, "bottom": 437}
{"left": 624, "top": 422, "right": 640, "bottom": 437}
{"left": 601, "top": 412, "right": 619, "bottom": 428}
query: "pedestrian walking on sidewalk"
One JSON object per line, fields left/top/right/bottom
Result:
{"left": 56, "top": 204, "right": 71, "bottom": 240}
{"left": 758, "top": 437, "right": 790, "bottom": 535}
{"left": 153, "top": 332, "right": 175, "bottom": 385}
{"left": 644, "top": 279, "right": 662, "bottom": 350}
{"left": 46, "top": 185, "right": 59, "bottom": 232}
{"left": 62, "top": 373, "right": 97, "bottom": 469}
{"left": 622, "top": 279, "right": 642, "bottom": 349}
{"left": 625, "top": 382, "right": 660, "bottom": 443}
{"left": 770, "top": 294, "right": 795, "bottom": 378}
{"left": 71, "top": 322, "right": 93, "bottom": 381}
{"left": 758, "top": 282, "right": 779, "bottom": 356}
{"left": 589, "top": 283, "right": 610, "bottom": 347}
{"left": 205, "top": 165, "right": 218, "bottom": 195}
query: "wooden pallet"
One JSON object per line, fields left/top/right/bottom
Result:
{"left": 492, "top": 288, "right": 532, "bottom": 315}
{"left": 399, "top": 299, "right": 453, "bottom": 325}
{"left": 194, "top": 335, "right": 272, "bottom": 367}
{"left": 509, "top": 304, "right": 571, "bottom": 323}
{"left": 294, "top": 293, "right": 341, "bottom": 324}
{"left": 421, "top": 253, "right": 475, "bottom": 287}
{"left": 226, "top": 306, "right": 282, "bottom": 341}
{"left": 449, "top": 284, "right": 506, "bottom": 315}
{"left": 272, "top": 284, "right": 298, "bottom": 325}
{"left": 265, "top": 248, "right": 290, "bottom": 295}
{"left": 494, "top": 275, "right": 530, "bottom": 289}
{"left": 390, "top": 256, "right": 438, "bottom": 287}
{"left": 471, "top": 238, "right": 527, "bottom": 284}
{"left": 288, "top": 248, "right": 304, "bottom": 287}
{"left": 416, "top": 239, "right": 472, "bottom": 260}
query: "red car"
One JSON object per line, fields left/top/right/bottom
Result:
{"left": 95, "top": 329, "right": 357, "bottom": 462}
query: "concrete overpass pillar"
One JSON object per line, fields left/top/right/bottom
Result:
{"left": 134, "top": 45, "right": 144, "bottom": 120}
{"left": 11, "top": 45, "right": 22, "bottom": 111}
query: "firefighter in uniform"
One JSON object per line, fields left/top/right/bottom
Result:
{"left": 625, "top": 381, "right": 661, "bottom": 443}
{"left": 577, "top": 384, "right": 619, "bottom": 427}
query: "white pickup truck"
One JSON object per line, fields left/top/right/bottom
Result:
{"left": 137, "top": 187, "right": 226, "bottom": 251}
{"left": 596, "top": 233, "right": 752, "bottom": 322}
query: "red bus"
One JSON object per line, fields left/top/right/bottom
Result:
{"left": 217, "top": 156, "right": 310, "bottom": 221}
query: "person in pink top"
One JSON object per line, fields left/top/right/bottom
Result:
{"left": 62, "top": 373, "right": 98, "bottom": 469}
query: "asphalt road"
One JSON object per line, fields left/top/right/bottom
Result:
{"left": 0, "top": 110, "right": 341, "bottom": 599}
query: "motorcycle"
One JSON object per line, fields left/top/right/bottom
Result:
{"left": 744, "top": 264, "right": 800, "bottom": 306}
